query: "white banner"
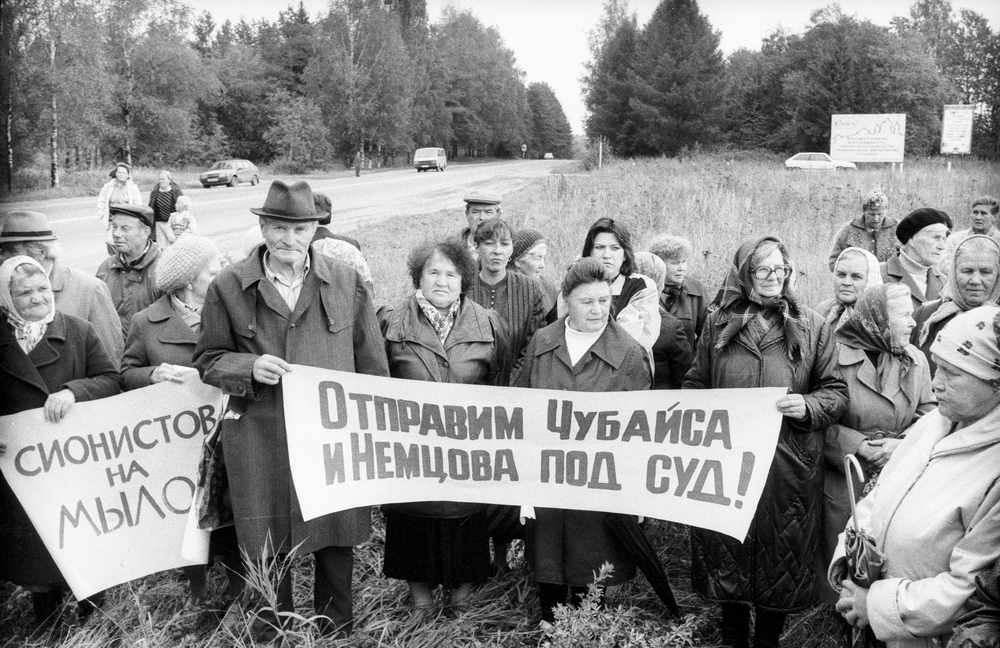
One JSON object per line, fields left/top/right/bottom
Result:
{"left": 283, "top": 366, "right": 786, "bottom": 541}
{"left": 0, "top": 377, "right": 222, "bottom": 599}
{"left": 941, "top": 104, "right": 975, "bottom": 155}
{"left": 831, "top": 113, "right": 907, "bottom": 162}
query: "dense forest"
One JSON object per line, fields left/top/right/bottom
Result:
{"left": 585, "top": 0, "right": 1000, "bottom": 159}
{"left": 0, "top": 0, "right": 574, "bottom": 192}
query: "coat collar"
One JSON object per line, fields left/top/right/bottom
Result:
{"left": 146, "top": 295, "right": 198, "bottom": 344}
{"left": 531, "top": 317, "right": 631, "bottom": 371}
{"left": 26, "top": 311, "right": 67, "bottom": 370}
{"left": 237, "top": 245, "right": 334, "bottom": 290}
{"left": 849, "top": 215, "right": 898, "bottom": 232}
{"left": 107, "top": 242, "right": 160, "bottom": 272}
{"left": 0, "top": 319, "right": 49, "bottom": 394}
{"left": 388, "top": 296, "right": 495, "bottom": 355}
{"left": 911, "top": 405, "right": 1000, "bottom": 458}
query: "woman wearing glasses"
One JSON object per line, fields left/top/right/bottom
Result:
{"left": 683, "top": 236, "right": 848, "bottom": 648}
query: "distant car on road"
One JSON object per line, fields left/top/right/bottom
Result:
{"left": 543, "top": 152, "right": 554, "bottom": 159}
{"left": 784, "top": 152, "right": 856, "bottom": 171}
{"left": 413, "top": 147, "right": 447, "bottom": 172}
{"left": 200, "top": 159, "right": 260, "bottom": 188}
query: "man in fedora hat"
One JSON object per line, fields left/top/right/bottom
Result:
{"left": 0, "top": 211, "right": 125, "bottom": 363}
{"left": 96, "top": 204, "right": 161, "bottom": 337}
{"left": 194, "top": 179, "right": 389, "bottom": 640}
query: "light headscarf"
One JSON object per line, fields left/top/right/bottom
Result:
{"left": 826, "top": 246, "right": 883, "bottom": 329}
{"left": 0, "top": 255, "right": 56, "bottom": 354}
{"left": 917, "top": 235, "right": 1000, "bottom": 346}
{"left": 930, "top": 304, "right": 1000, "bottom": 384}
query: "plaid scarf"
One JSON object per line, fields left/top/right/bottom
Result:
{"left": 713, "top": 237, "right": 804, "bottom": 361}
{"left": 415, "top": 289, "right": 460, "bottom": 344}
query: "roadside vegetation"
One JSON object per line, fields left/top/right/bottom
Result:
{"left": 3, "top": 153, "right": 999, "bottom": 647}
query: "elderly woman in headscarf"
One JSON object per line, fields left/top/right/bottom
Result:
{"left": 508, "top": 228, "right": 557, "bottom": 313}
{"left": 0, "top": 256, "right": 120, "bottom": 627}
{"left": 820, "top": 283, "right": 935, "bottom": 602}
{"left": 817, "top": 246, "right": 884, "bottom": 331}
{"left": 912, "top": 235, "right": 1000, "bottom": 372}
{"left": 830, "top": 305, "right": 1000, "bottom": 648}
{"left": 682, "top": 236, "right": 848, "bottom": 648}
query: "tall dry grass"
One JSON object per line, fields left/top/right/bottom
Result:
{"left": 2, "top": 154, "right": 998, "bottom": 647}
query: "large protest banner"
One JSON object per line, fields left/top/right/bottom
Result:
{"left": 0, "top": 377, "right": 223, "bottom": 599}
{"left": 284, "top": 366, "right": 786, "bottom": 541}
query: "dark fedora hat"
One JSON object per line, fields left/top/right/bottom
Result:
{"left": 0, "top": 211, "right": 58, "bottom": 243}
{"left": 251, "top": 180, "right": 319, "bottom": 221}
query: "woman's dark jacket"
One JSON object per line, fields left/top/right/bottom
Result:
{"left": 0, "top": 313, "right": 121, "bottom": 587}
{"left": 121, "top": 295, "right": 197, "bottom": 389}
{"left": 682, "top": 305, "right": 847, "bottom": 611}
{"left": 910, "top": 298, "right": 954, "bottom": 374}
{"left": 652, "top": 307, "right": 694, "bottom": 389}
{"left": 513, "top": 317, "right": 652, "bottom": 587}
{"left": 949, "top": 558, "right": 1000, "bottom": 648}
{"left": 380, "top": 295, "right": 507, "bottom": 518}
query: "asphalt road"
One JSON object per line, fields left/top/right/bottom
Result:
{"left": 3, "top": 159, "right": 568, "bottom": 272}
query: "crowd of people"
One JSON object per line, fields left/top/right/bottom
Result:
{"left": 0, "top": 172, "right": 999, "bottom": 648}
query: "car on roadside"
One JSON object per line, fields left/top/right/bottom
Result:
{"left": 413, "top": 147, "right": 447, "bottom": 172}
{"left": 784, "top": 152, "right": 856, "bottom": 171}
{"left": 543, "top": 152, "right": 554, "bottom": 159}
{"left": 199, "top": 159, "right": 260, "bottom": 187}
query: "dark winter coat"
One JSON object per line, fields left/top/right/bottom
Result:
{"left": 828, "top": 216, "right": 900, "bottom": 270}
{"left": 651, "top": 306, "right": 694, "bottom": 389}
{"left": 513, "top": 317, "right": 652, "bottom": 587}
{"left": 682, "top": 306, "right": 848, "bottom": 611}
{"left": 121, "top": 295, "right": 197, "bottom": 389}
{"left": 96, "top": 243, "right": 161, "bottom": 338}
{"left": 193, "top": 246, "right": 389, "bottom": 555}
{"left": 949, "top": 558, "right": 1000, "bottom": 648}
{"left": 0, "top": 313, "right": 121, "bottom": 587}
{"left": 881, "top": 254, "right": 945, "bottom": 310}
{"left": 660, "top": 276, "right": 708, "bottom": 345}
{"left": 380, "top": 295, "right": 506, "bottom": 518}
{"left": 910, "top": 299, "right": 956, "bottom": 374}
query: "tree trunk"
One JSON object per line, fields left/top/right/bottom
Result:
{"left": 48, "top": 2, "right": 59, "bottom": 188}
{"left": 122, "top": 40, "right": 133, "bottom": 166}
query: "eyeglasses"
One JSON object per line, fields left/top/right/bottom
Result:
{"left": 751, "top": 265, "right": 791, "bottom": 280}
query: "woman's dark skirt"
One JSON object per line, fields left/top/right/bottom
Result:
{"left": 382, "top": 510, "right": 490, "bottom": 587}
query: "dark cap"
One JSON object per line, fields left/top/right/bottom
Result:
{"left": 463, "top": 192, "right": 502, "bottom": 207}
{"left": 109, "top": 204, "right": 154, "bottom": 229}
{"left": 251, "top": 180, "right": 319, "bottom": 221}
{"left": 896, "top": 207, "right": 952, "bottom": 244}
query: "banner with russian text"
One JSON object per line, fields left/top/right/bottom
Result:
{"left": 284, "top": 366, "right": 786, "bottom": 541}
{"left": 0, "top": 376, "right": 223, "bottom": 599}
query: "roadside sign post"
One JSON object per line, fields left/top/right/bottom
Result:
{"left": 941, "top": 104, "right": 975, "bottom": 173}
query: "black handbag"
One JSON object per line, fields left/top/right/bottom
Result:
{"left": 195, "top": 403, "right": 234, "bottom": 530}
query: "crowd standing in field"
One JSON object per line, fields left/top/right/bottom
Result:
{"left": 0, "top": 171, "right": 999, "bottom": 648}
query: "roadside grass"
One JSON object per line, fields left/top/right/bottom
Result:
{"left": 2, "top": 153, "right": 998, "bottom": 647}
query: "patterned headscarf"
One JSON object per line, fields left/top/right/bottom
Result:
{"left": 917, "top": 235, "right": 1000, "bottom": 346}
{"left": 826, "top": 246, "right": 883, "bottom": 329}
{"left": 930, "top": 304, "right": 1000, "bottom": 383}
{"left": 713, "top": 236, "right": 804, "bottom": 361}
{"left": 0, "top": 255, "right": 56, "bottom": 354}
{"left": 836, "top": 284, "right": 913, "bottom": 395}
{"left": 415, "top": 289, "right": 460, "bottom": 344}
{"left": 862, "top": 189, "right": 888, "bottom": 213}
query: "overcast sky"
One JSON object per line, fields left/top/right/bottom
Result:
{"left": 193, "top": 0, "right": 1000, "bottom": 135}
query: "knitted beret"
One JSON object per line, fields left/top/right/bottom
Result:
{"left": 511, "top": 229, "right": 544, "bottom": 262}
{"left": 155, "top": 234, "right": 220, "bottom": 294}
{"left": 895, "top": 207, "right": 952, "bottom": 244}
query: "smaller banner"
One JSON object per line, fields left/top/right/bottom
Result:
{"left": 0, "top": 376, "right": 223, "bottom": 599}
{"left": 284, "top": 366, "right": 786, "bottom": 541}
{"left": 941, "top": 104, "right": 975, "bottom": 155}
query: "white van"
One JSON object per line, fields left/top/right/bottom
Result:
{"left": 413, "top": 147, "right": 447, "bottom": 172}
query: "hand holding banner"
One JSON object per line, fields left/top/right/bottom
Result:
{"left": 283, "top": 366, "right": 786, "bottom": 540}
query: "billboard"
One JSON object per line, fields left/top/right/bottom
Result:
{"left": 941, "top": 104, "right": 975, "bottom": 155}
{"left": 830, "top": 114, "right": 906, "bottom": 163}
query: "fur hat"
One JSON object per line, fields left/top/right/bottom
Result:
{"left": 155, "top": 234, "right": 220, "bottom": 294}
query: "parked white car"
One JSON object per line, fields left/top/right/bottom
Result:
{"left": 784, "top": 152, "right": 856, "bottom": 170}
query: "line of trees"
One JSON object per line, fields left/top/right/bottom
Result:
{"left": 0, "top": 0, "right": 574, "bottom": 193}
{"left": 585, "top": 0, "right": 1000, "bottom": 158}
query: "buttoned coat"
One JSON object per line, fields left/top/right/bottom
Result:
{"left": 0, "top": 313, "right": 121, "bottom": 586}
{"left": 828, "top": 216, "right": 900, "bottom": 270}
{"left": 881, "top": 254, "right": 945, "bottom": 310}
{"left": 660, "top": 276, "right": 708, "bottom": 345}
{"left": 821, "top": 344, "right": 935, "bottom": 598}
{"left": 121, "top": 295, "right": 197, "bottom": 389}
{"left": 96, "top": 244, "right": 161, "bottom": 338}
{"left": 193, "top": 246, "right": 389, "bottom": 555}
{"left": 381, "top": 295, "right": 506, "bottom": 518}
{"left": 513, "top": 318, "right": 651, "bottom": 587}
{"left": 50, "top": 261, "right": 124, "bottom": 363}
{"left": 683, "top": 306, "right": 848, "bottom": 611}
{"left": 828, "top": 407, "right": 1000, "bottom": 648}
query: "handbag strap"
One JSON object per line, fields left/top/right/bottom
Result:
{"left": 843, "top": 454, "right": 867, "bottom": 535}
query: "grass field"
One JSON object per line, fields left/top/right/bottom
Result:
{"left": 2, "top": 153, "right": 999, "bottom": 647}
